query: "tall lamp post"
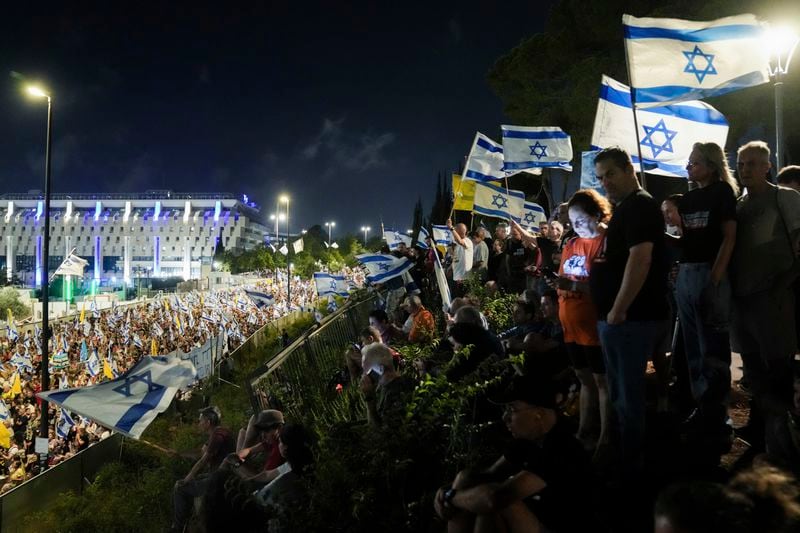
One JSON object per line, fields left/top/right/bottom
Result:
{"left": 280, "top": 195, "right": 290, "bottom": 308}
{"left": 766, "top": 25, "right": 799, "bottom": 170}
{"left": 325, "top": 221, "right": 335, "bottom": 246}
{"left": 360, "top": 226, "right": 370, "bottom": 245}
{"left": 269, "top": 212, "right": 285, "bottom": 284}
{"left": 27, "top": 85, "right": 53, "bottom": 443}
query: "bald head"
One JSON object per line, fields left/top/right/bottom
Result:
{"left": 455, "top": 223, "right": 468, "bottom": 238}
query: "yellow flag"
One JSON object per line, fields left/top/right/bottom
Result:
{"left": 452, "top": 174, "right": 476, "bottom": 212}
{"left": 151, "top": 338, "right": 158, "bottom": 356}
{"left": 164, "top": 299, "right": 170, "bottom": 312}
{"left": 6, "top": 308, "right": 12, "bottom": 325}
{"left": 0, "top": 423, "right": 10, "bottom": 449}
{"left": 80, "top": 301, "right": 86, "bottom": 323}
{"left": 103, "top": 359, "right": 114, "bottom": 379}
{"left": 10, "top": 373, "right": 21, "bottom": 398}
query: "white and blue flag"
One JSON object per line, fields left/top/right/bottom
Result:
{"left": 0, "top": 400, "right": 9, "bottom": 421}
{"left": 473, "top": 181, "right": 525, "bottom": 222}
{"left": 39, "top": 355, "right": 197, "bottom": 440}
{"left": 9, "top": 352, "right": 33, "bottom": 373}
{"left": 327, "top": 295, "right": 338, "bottom": 313}
{"left": 501, "top": 126, "right": 573, "bottom": 171}
{"left": 591, "top": 75, "right": 729, "bottom": 177}
{"left": 431, "top": 225, "right": 453, "bottom": 247}
{"left": 383, "top": 229, "right": 412, "bottom": 251}
{"left": 415, "top": 226, "right": 430, "bottom": 250}
{"left": 356, "top": 254, "right": 415, "bottom": 284}
{"left": 87, "top": 350, "right": 101, "bottom": 377}
{"left": 623, "top": 13, "right": 770, "bottom": 107}
{"left": 464, "top": 132, "right": 506, "bottom": 182}
{"left": 56, "top": 409, "right": 76, "bottom": 439}
{"left": 521, "top": 202, "right": 547, "bottom": 230}
{"left": 243, "top": 289, "right": 274, "bottom": 309}
{"left": 313, "top": 273, "right": 349, "bottom": 298}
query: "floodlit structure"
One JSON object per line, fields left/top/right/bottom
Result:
{"left": 0, "top": 190, "right": 270, "bottom": 286}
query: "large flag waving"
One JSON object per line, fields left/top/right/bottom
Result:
{"left": 501, "top": 126, "right": 573, "bottom": 171}
{"left": 415, "top": 226, "right": 430, "bottom": 250}
{"left": 53, "top": 253, "right": 89, "bottom": 277}
{"left": 473, "top": 181, "right": 525, "bottom": 222}
{"left": 383, "top": 229, "right": 412, "bottom": 251}
{"left": 431, "top": 225, "right": 453, "bottom": 247}
{"left": 463, "top": 132, "right": 506, "bottom": 182}
{"left": 39, "top": 356, "right": 197, "bottom": 439}
{"left": 356, "top": 254, "right": 414, "bottom": 284}
{"left": 243, "top": 289, "right": 274, "bottom": 309}
{"left": 623, "top": 13, "right": 770, "bottom": 107}
{"left": 592, "top": 75, "right": 729, "bottom": 177}
{"left": 313, "top": 273, "right": 350, "bottom": 297}
{"left": 522, "top": 202, "right": 547, "bottom": 230}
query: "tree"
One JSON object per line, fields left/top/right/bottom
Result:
{"left": 0, "top": 287, "right": 31, "bottom": 321}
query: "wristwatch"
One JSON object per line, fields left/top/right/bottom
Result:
{"left": 443, "top": 487, "right": 457, "bottom": 506}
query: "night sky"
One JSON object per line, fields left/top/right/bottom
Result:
{"left": 0, "top": 2, "right": 554, "bottom": 235}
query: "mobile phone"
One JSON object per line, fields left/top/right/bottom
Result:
{"left": 542, "top": 267, "right": 559, "bottom": 279}
{"left": 351, "top": 342, "right": 361, "bottom": 351}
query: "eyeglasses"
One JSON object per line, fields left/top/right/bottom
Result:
{"left": 686, "top": 161, "right": 703, "bottom": 167}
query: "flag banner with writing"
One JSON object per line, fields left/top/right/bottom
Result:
{"left": 623, "top": 13, "right": 770, "bottom": 107}
{"left": 501, "top": 126, "right": 573, "bottom": 171}
{"left": 39, "top": 356, "right": 197, "bottom": 439}
{"left": 591, "top": 75, "right": 729, "bottom": 177}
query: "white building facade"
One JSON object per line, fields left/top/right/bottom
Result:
{"left": 0, "top": 191, "right": 270, "bottom": 286}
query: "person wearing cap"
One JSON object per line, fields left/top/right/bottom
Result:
{"left": 229, "top": 409, "right": 286, "bottom": 484}
{"left": 434, "top": 376, "right": 592, "bottom": 532}
{"left": 172, "top": 406, "right": 236, "bottom": 531}
{"left": 403, "top": 295, "right": 435, "bottom": 345}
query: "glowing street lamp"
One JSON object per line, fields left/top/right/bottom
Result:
{"left": 25, "top": 83, "right": 53, "bottom": 443}
{"left": 325, "top": 221, "right": 336, "bottom": 246}
{"left": 360, "top": 226, "right": 371, "bottom": 245}
{"left": 765, "top": 24, "right": 799, "bottom": 169}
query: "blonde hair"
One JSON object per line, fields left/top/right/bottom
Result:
{"left": 692, "top": 142, "right": 740, "bottom": 196}
{"left": 737, "top": 140, "right": 771, "bottom": 159}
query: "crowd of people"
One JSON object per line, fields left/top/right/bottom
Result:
{"left": 179, "top": 141, "right": 800, "bottom": 532}
{"left": 0, "top": 273, "right": 323, "bottom": 495}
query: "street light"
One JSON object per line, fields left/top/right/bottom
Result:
{"left": 765, "top": 24, "right": 799, "bottom": 169}
{"left": 406, "top": 229, "right": 413, "bottom": 235}
{"left": 360, "top": 226, "right": 371, "bottom": 245}
{"left": 325, "top": 221, "right": 336, "bottom": 246}
{"left": 280, "top": 195, "right": 290, "bottom": 308}
{"left": 26, "top": 84, "right": 53, "bottom": 445}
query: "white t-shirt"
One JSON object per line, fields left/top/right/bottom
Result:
{"left": 452, "top": 238, "right": 474, "bottom": 281}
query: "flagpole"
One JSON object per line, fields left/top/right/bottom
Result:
{"left": 622, "top": 51, "right": 649, "bottom": 190}
{"left": 39, "top": 93, "right": 53, "bottom": 447}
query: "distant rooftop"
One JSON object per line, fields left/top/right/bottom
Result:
{"left": 0, "top": 190, "right": 237, "bottom": 201}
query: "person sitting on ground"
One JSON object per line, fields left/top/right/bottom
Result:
{"left": 228, "top": 409, "right": 286, "bottom": 487}
{"left": 360, "top": 344, "right": 415, "bottom": 427}
{"left": 345, "top": 326, "right": 403, "bottom": 383}
{"left": 434, "top": 375, "right": 593, "bottom": 533}
{"left": 445, "top": 317, "right": 505, "bottom": 382}
{"left": 368, "top": 309, "right": 405, "bottom": 345}
{"left": 402, "top": 295, "right": 436, "bottom": 345}
{"left": 172, "top": 406, "right": 236, "bottom": 532}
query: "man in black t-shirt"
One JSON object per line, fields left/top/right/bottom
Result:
{"left": 590, "top": 147, "right": 668, "bottom": 479}
{"left": 434, "top": 375, "right": 593, "bottom": 532}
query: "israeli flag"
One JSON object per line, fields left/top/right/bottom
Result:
{"left": 464, "top": 132, "right": 506, "bottom": 182}
{"left": 9, "top": 353, "right": 33, "bottom": 373}
{"left": 327, "top": 295, "right": 338, "bottom": 313}
{"left": 383, "top": 229, "right": 412, "bottom": 251}
{"left": 416, "top": 226, "right": 430, "bottom": 250}
{"left": 152, "top": 321, "right": 164, "bottom": 338}
{"left": 473, "top": 181, "right": 525, "bottom": 222}
{"left": 431, "top": 225, "right": 453, "bottom": 247}
{"left": 501, "top": 126, "right": 573, "bottom": 171}
{"left": 56, "top": 409, "right": 76, "bottom": 439}
{"left": 5, "top": 323, "right": 18, "bottom": 342}
{"left": 356, "top": 254, "right": 415, "bottom": 284}
{"left": 521, "top": 202, "right": 547, "bottom": 229}
{"left": 243, "top": 289, "right": 274, "bottom": 309}
{"left": 0, "top": 400, "right": 9, "bottom": 421}
{"left": 132, "top": 334, "right": 144, "bottom": 349}
{"left": 313, "top": 273, "right": 349, "bottom": 298}
{"left": 623, "top": 14, "right": 770, "bottom": 107}
{"left": 87, "top": 350, "right": 101, "bottom": 377}
{"left": 591, "top": 75, "right": 729, "bottom": 177}
{"left": 39, "top": 356, "right": 197, "bottom": 440}
{"left": 59, "top": 373, "right": 69, "bottom": 390}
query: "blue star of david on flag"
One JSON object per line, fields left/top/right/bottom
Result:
{"left": 377, "top": 263, "right": 391, "bottom": 272}
{"left": 112, "top": 370, "right": 163, "bottom": 398}
{"left": 524, "top": 212, "right": 536, "bottom": 225}
{"left": 683, "top": 45, "right": 717, "bottom": 83}
{"left": 640, "top": 119, "right": 678, "bottom": 159}
{"left": 329, "top": 280, "right": 337, "bottom": 291}
{"left": 491, "top": 194, "right": 508, "bottom": 209}
{"left": 529, "top": 141, "right": 548, "bottom": 160}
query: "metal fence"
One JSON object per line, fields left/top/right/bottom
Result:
{"left": 247, "top": 294, "right": 377, "bottom": 420}
{"left": 0, "top": 434, "right": 122, "bottom": 533}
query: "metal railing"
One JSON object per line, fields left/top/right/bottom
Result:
{"left": 247, "top": 294, "right": 378, "bottom": 419}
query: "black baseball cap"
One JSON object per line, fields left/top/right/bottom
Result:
{"left": 489, "top": 375, "right": 558, "bottom": 409}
